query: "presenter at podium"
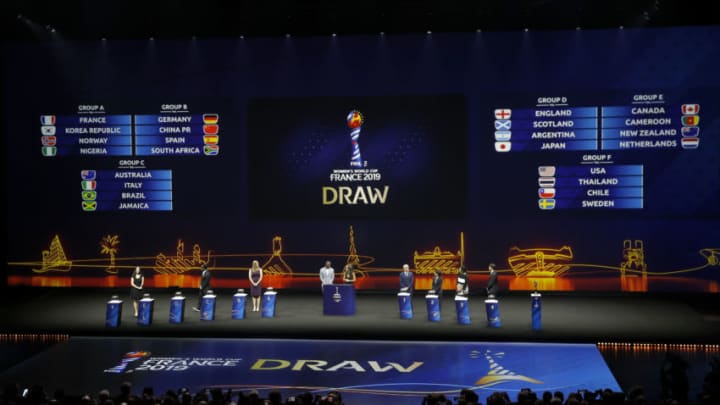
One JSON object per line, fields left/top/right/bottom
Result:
{"left": 485, "top": 263, "right": 498, "bottom": 298}
{"left": 399, "top": 264, "right": 414, "bottom": 293}
{"left": 319, "top": 260, "right": 335, "bottom": 290}
{"left": 456, "top": 265, "right": 469, "bottom": 296}
{"left": 193, "top": 263, "right": 211, "bottom": 312}
{"left": 342, "top": 264, "right": 357, "bottom": 284}
{"left": 249, "top": 260, "right": 264, "bottom": 312}
{"left": 130, "top": 266, "right": 144, "bottom": 317}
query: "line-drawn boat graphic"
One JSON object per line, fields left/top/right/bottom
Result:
{"left": 33, "top": 235, "right": 72, "bottom": 273}
{"left": 507, "top": 246, "right": 573, "bottom": 277}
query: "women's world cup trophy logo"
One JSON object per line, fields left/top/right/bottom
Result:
{"left": 346, "top": 110, "right": 364, "bottom": 168}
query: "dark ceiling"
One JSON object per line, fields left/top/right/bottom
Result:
{"left": 1, "top": 0, "right": 719, "bottom": 40}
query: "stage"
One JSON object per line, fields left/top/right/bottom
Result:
{"left": 0, "top": 337, "right": 626, "bottom": 404}
{"left": 1, "top": 289, "right": 719, "bottom": 343}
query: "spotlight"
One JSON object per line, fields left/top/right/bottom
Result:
{"left": 332, "top": 33, "right": 337, "bottom": 37}
{"left": 149, "top": 37, "right": 155, "bottom": 41}
{"left": 17, "top": 14, "right": 22, "bottom": 19}
{"left": 285, "top": 33, "right": 291, "bottom": 38}
{"left": 240, "top": 35, "right": 244, "bottom": 39}
{"left": 619, "top": 25, "right": 624, "bottom": 29}
{"left": 524, "top": 28, "right": 529, "bottom": 32}
{"left": 101, "top": 38, "right": 107, "bottom": 41}
{"left": 379, "top": 31, "right": 385, "bottom": 35}
{"left": 476, "top": 29, "right": 481, "bottom": 33}
{"left": 426, "top": 30, "right": 432, "bottom": 34}
{"left": 576, "top": 26, "right": 581, "bottom": 30}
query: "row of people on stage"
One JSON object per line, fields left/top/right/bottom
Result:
{"left": 320, "top": 261, "right": 499, "bottom": 298}
{"left": 128, "top": 261, "right": 266, "bottom": 317}
{"left": 128, "top": 261, "right": 499, "bottom": 316}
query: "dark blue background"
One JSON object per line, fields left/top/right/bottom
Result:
{"left": 2, "top": 26, "right": 719, "bottom": 284}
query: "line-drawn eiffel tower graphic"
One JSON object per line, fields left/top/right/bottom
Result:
{"left": 471, "top": 350, "right": 543, "bottom": 387}
{"left": 262, "top": 236, "right": 293, "bottom": 275}
{"left": 346, "top": 226, "right": 367, "bottom": 278}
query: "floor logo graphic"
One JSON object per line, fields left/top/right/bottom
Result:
{"left": 472, "top": 350, "right": 543, "bottom": 387}
{"left": 104, "top": 351, "right": 241, "bottom": 373}
{"left": 104, "top": 351, "right": 152, "bottom": 374}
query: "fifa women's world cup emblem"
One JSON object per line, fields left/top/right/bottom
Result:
{"left": 346, "top": 110, "right": 364, "bottom": 167}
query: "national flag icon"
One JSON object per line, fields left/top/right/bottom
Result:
{"left": 681, "top": 127, "right": 699, "bottom": 137}
{"left": 81, "top": 180, "right": 97, "bottom": 190}
{"left": 81, "top": 170, "right": 96, "bottom": 180}
{"left": 41, "top": 126, "right": 56, "bottom": 136}
{"left": 494, "top": 120, "right": 511, "bottom": 130}
{"left": 538, "top": 166, "right": 556, "bottom": 177}
{"left": 82, "top": 201, "right": 97, "bottom": 211}
{"left": 494, "top": 131, "right": 511, "bottom": 141}
{"left": 41, "top": 135, "right": 57, "bottom": 146}
{"left": 538, "top": 177, "right": 556, "bottom": 188}
{"left": 538, "top": 188, "right": 556, "bottom": 199}
{"left": 681, "top": 137, "right": 700, "bottom": 149}
{"left": 494, "top": 141, "right": 511, "bottom": 152}
{"left": 204, "top": 144, "right": 219, "bottom": 155}
{"left": 41, "top": 146, "right": 56, "bottom": 157}
{"left": 40, "top": 115, "right": 56, "bottom": 125}
{"left": 681, "top": 115, "right": 699, "bottom": 126}
{"left": 538, "top": 199, "right": 556, "bottom": 210}
{"left": 681, "top": 104, "right": 700, "bottom": 115}
{"left": 203, "top": 114, "right": 219, "bottom": 124}
{"left": 82, "top": 191, "right": 97, "bottom": 201}
{"left": 203, "top": 124, "right": 219, "bottom": 135}
{"left": 494, "top": 109, "right": 512, "bottom": 119}
{"left": 203, "top": 135, "right": 219, "bottom": 145}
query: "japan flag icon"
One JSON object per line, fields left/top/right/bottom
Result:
{"left": 494, "top": 141, "right": 511, "bottom": 152}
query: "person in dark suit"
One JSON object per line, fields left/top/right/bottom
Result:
{"left": 399, "top": 264, "right": 414, "bottom": 293}
{"left": 486, "top": 263, "right": 498, "bottom": 298}
{"left": 193, "top": 263, "right": 211, "bottom": 311}
{"left": 431, "top": 269, "right": 443, "bottom": 309}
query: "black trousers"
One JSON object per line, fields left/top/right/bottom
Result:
{"left": 197, "top": 287, "right": 208, "bottom": 308}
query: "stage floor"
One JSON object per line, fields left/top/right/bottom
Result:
{"left": 1, "top": 289, "right": 719, "bottom": 343}
{"left": 0, "top": 337, "right": 622, "bottom": 404}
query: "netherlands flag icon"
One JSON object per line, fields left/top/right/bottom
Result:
{"left": 681, "top": 137, "right": 699, "bottom": 149}
{"left": 41, "top": 115, "right": 56, "bottom": 125}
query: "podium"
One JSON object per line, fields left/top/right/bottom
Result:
{"left": 137, "top": 296, "right": 155, "bottom": 326}
{"left": 169, "top": 293, "right": 185, "bottom": 324}
{"left": 200, "top": 292, "right": 216, "bottom": 321}
{"left": 425, "top": 292, "right": 441, "bottom": 322}
{"left": 232, "top": 289, "right": 248, "bottom": 320}
{"left": 398, "top": 292, "right": 413, "bottom": 320}
{"left": 454, "top": 295, "right": 471, "bottom": 325}
{"left": 531, "top": 292, "right": 542, "bottom": 330}
{"left": 484, "top": 299, "right": 501, "bottom": 328}
{"left": 323, "top": 284, "right": 356, "bottom": 316}
{"left": 105, "top": 297, "right": 122, "bottom": 328}
{"left": 262, "top": 289, "right": 277, "bottom": 318}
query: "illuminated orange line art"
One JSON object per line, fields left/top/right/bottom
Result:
{"left": 154, "top": 239, "right": 210, "bottom": 274}
{"left": 507, "top": 246, "right": 573, "bottom": 278}
{"left": 413, "top": 232, "right": 464, "bottom": 275}
{"left": 471, "top": 350, "right": 542, "bottom": 387}
{"left": 32, "top": 235, "right": 72, "bottom": 273}
{"left": 261, "top": 236, "right": 292, "bottom": 275}
{"left": 99, "top": 234, "right": 120, "bottom": 274}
